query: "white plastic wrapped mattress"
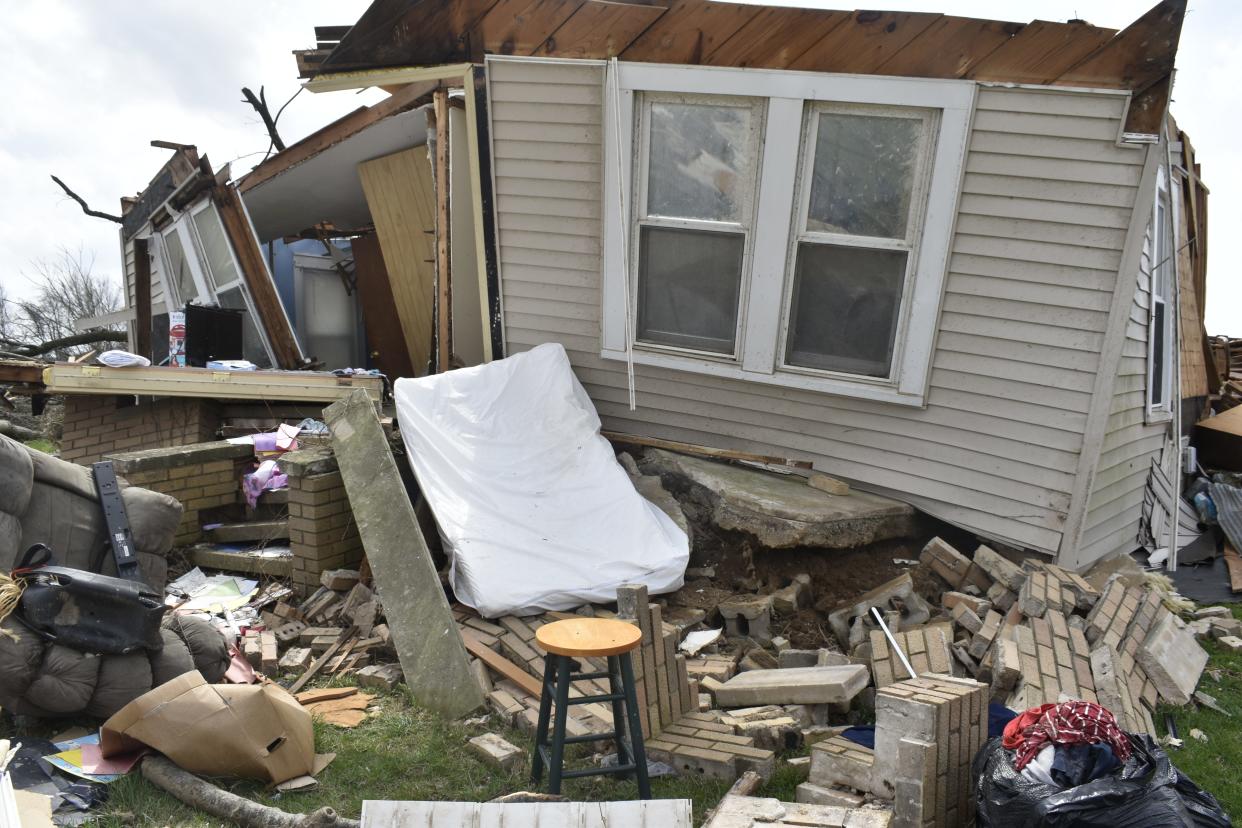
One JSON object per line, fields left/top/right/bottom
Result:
{"left": 394, "top": 343, "right": 688, "bottom": 617}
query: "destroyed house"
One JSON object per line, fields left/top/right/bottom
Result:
{"left": 95, "top": 0, "right": 1206, "bottom": 572}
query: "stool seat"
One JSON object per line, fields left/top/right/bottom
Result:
{"left": 535, "top": 617, "right": 642, "bottom": 657}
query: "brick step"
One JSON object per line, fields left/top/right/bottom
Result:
{"left": 189, "top": 543, "right": 293, "bottom": 577}
{"left": 205, "top": 519, "right": 289, "bottom": 543}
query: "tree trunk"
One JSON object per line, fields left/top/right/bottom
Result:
{"left": 141, "top": 756, "right": 360, "bottom": 828}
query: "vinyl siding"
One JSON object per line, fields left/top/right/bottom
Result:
{"left": 1079, "top": 214, "right": 1172, "bottom": 562}
{"left": 488, "top": 57, "right": 1144, "bottom": 557}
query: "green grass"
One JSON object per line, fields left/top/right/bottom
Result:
{"left": 22, "top": 437, "right": 56, "bottom": 455}
{"left": 84, "top": 687, "right": 805, "bottom": 826}
{"left": 1153, "top": 604, "right": 1242, "bottom": 821}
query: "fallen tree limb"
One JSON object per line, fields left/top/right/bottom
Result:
{"left": 50, "top": 175, "right": 123, "bottom": 224}
{"left": 141, "top": 755, "right": 360, "bottom": 828}
{"left": 1, "top": 330, "right": 127, "bottom": 356}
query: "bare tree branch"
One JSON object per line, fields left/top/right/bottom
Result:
{"left": 242, "top": 85, "right": 286, "bottom": 153}
{"left": 49, "top": 175, "right": 123, "bottom": 223}
{"left": 4, "top": 329, "right": 127, "bottom": 356}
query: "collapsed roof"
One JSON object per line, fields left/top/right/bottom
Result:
{"left": 299, "top": 0, "right": 1185, "bottom": 133}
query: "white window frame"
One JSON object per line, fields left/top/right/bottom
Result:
{"left": 602, "top": 62, "right": 974, "bottom": 407}
{"left": 1146, "top": 165, "right": 1176, "bottom": 421}
{"left": 632, "top": 92, "right": 765, "bottom": 358}
{"left": 155, "top": 199, "right": 279, "bottom": 368}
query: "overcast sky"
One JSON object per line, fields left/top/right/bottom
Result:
{"left": 2, "top": 1, "right": 1236, "bottom": 335}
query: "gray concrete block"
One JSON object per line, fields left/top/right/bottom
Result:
{"left": 326, "top": 390, "right": 483, "bottom": 719}
{"left": 715, "top": 666, "right": 870, "bottom": 707}
{"left": 1138, "top": 611, "right": 1208, "bottom": 705}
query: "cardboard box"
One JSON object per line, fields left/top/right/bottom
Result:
{"left": 100, "top": 671, "right": 332, "bottom": 785}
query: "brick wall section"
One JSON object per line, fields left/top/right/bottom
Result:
{"left": 283, "top": 447, "right": 364, "bottom": 594}
{"left": 60, "top": 395, "right": 221, "bottom": 464}
{"left": 106, "top": 441, "right": 250, "bottom": 546}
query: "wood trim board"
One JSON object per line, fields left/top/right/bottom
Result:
{"left": 42, "top": 363, "right": 382, "bottom": 402}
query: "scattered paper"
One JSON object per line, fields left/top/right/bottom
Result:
{"left": 43, "top": 734, "right": 140, "bottom": 784}
{"left": 679, "top": 628, "right": 722, "bottom": 656}
{"left": 175, "top": 575, "right": 259, "bottom": 613}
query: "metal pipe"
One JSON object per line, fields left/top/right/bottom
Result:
{"left": 871, "top": 606, "right": 917, "bottom": 680}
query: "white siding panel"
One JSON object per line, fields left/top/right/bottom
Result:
{"left": 490, "top": 58, "right": 1142, "bottom": 556}
{"left": 1079, "top": 220, "right": 1171, "bottom": 563}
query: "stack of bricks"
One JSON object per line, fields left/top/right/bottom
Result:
{"left": 807, "top": 675, "right": 988, "bottom": 828}
{"left": 1006, "top": 612, "right": 1096, "bottom": 710}
{"left": 616, "top": 584, "right": 696, "bottom": 739}
{"left": 1082, "top": 581, "right": 1165, "bottom": 732}
{"left": 1017, "top": 563, "right": 1100, "bottom": 619}
{"left": 869, "top": 622, "right": 952, "bottom": 688}
{"left": 282, "top": 447, "right": 365, "bottom": 594}
{"left": 107, "top": 441, "right": 251, "bottom": 546}
{"left": 61, "top": 395, "right": 220, "bottom": 464}
{"left": 458, "top": 594, "right": 777, "bottom": 783}
{"left": 644, "top": 712, "right": 776, "bottom": 780}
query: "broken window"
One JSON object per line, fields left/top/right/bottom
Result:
{"left": 783, "top": 105, "right": 932, "bottom": 379}
{"left": 1148, "top": 166, "right": 1176, "bottom": 419}
{"left": 604, "top": 64, "right": 972, "bottom": 406}
{"left": 635, "top": 97, "right": 761, "bottom": 355}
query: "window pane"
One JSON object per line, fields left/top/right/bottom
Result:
{"left": 163, "top": 230, "right": 199, "bottom": 305}
{"left": 217, "top": 287, "right": 272, "bottom": 368}
{"left": 637, "top": 226, "right": 744, "bottom": 354}
{"left": 785, "top": 243, "right": 907, "bottom": 377}
{"left": 1151, "top": 299, "right": 1166, "bottom": 405}
{"left": 647, "top": 101, "right": 753, "bottom": 222}
{"left": 807, "top": 112, "right": 922, "bottom": 239}
{"left": 193, "top": 206, "right": 236, "bottom": 288}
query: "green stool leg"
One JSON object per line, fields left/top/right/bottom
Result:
{"left": 547, "top": 655, "right": 572, "bottom": 795}
{"left": 530, "top": 653, "right": 556, "bottom": 785}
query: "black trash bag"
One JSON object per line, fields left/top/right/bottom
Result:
{"left": 974, "top": 734, "right": 1231, "bottom": 828}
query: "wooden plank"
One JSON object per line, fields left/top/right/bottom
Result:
{"left": 1054, "top": 0, "right": 1184, "bottom": 91}
{"left": 786, "top": 11, "right": 942, "bottom": 74}
{"left": 873, "top": 15, "right": 1021, "bottom": 78}
{"left": 358, "top": 146, "right": 438, "bottom": 376}
{"left": 42, "top": 363, "right": 381, "bottom": 401}
{"left": 352, "top": 233, "right": 416, "bottom": 379}
{"left": 288, "top": 626, "right": 356, "bottom": 694}
{"left": 535, "top": 0, "right": 668, "bottom": 59}
{"left": 704, "top": 8, "right": 848, "bottom": 69}
{"left": 1224, "top": 544, "right": 1242, "bottom": 594}
{"left": 967, "top": 19, "right": 1115, "bottom": 85}
{"left": 210, "top": 184, "right": 303, "bottom": 368}
{"left": 601, "top": 430, "right": 812, "bottom": 470}
{"left": 133, "top": 237, "right": 152, "bottom": 359}
{"left": 466, "top": 66, "right": 505, "bottom": 361}
{"left": 360, "top": 799, "right": 693, "bottom": 827}
{"left": 473, "top": 0, "right": 586, "bottom": 56}
{"left": 462, "top": 628, "right": 543, "bottom": 698}
{"left": 620, "top": 0, "right": 760, "bottom": 65}
{"left": 433, "top": 90, "right": 452, "bottom": 374}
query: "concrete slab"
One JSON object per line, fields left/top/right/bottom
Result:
{"left": 642, "top": 449, "right": 916, "bottom": 549}
{"left": 326, "top": 390, "right": 483, "bottom": 719}
{"left": 1138, "top": 611, "right": 1208, "bottom": 704}
{"left": 714, "top": 666, "right": 869, "bottom": 707}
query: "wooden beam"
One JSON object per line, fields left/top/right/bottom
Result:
{"left": 303, "top": 63, "right": 474, "bottom": 93}
{"left": 464, "top": 66, "right": 505, "bottom": 361}
{"left": 210, "top": 185, "right": 303, "bottom": 368}
{"left": 433, "top": 89, "right": 453, "bottom": 373}
{"left": 601, "top": 431, "right": 814, "bottom": 470}
{"left": 42, "top": 363, "right": 382, "bottom": 402}
{"left": 461, "top": 628, "right": 542, "bottom": 697}
{"left": 133, "top": 237, "right": 152, "bottom": 360}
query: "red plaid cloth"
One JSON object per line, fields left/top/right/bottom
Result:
{"left": 1002, "top": 701, "right": 1131, "bottom": 771}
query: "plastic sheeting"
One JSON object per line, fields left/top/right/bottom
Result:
{"left": 394, "top": 343, "right": 689, "bottom": 618}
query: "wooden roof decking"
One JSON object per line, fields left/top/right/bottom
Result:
{"left": 305, "top": 0, "right": 1184, "bottom": 134}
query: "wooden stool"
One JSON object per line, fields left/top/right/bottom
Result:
{"left": 531, "top": 618, "right": 652, "bottom": 798}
